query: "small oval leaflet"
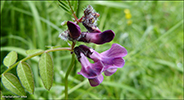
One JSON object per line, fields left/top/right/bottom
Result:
{"left": 17, "top": 62, "right": 35, "bottom": 94}
{"left": 39, "top": 52, "right": 54, "bottom": 90}
{"left": 2, "top": 73, "right": 26, "bottom": 96}
{"left": 3, "top": 51, "right": 17, "bottom": 67}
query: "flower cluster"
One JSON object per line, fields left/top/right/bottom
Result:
{"left": 59, "top": 5, "right": 127, "bottom": 87}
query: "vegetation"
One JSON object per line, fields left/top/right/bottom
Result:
{"left": 1, "top": 1, "right": 183, "bottom": 99}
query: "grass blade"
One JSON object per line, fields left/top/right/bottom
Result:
{"left": 28, "top": 1, "right": 44, "bottom": 49}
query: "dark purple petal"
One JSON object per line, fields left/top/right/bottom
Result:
{"left": 101, "top": 43, "right": 127, "bottom": 58}
{"left": 67, "top": 21, "right": 81, "bottom": 39}
{"left": 82, "top": 22, "right": 101, "bottom": 33}
{"left": 78, "top": 30, "right": 115, "bottom": 44}
{"left": 77, "top": 53, "right": 104, "bottom": 79}
{"left": 74, "top": 46, "right": 82, "bottom": 60}
{"left": 88, "top": 74, "right": 103, "bottom": 87}
{"left": 90, "top": 30, "right": 115, "bottom": 44}
{"left": 78, "top": 45, "right": 93, "bottom": 58}
{"left": 104, "top": 68, "right": 117, "bottom": 76}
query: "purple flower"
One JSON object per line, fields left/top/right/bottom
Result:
{"left": 78, "top": 30, "right": 115, "bottom": 44}
{"left": 59, "top": 21, "right": 81, "bottom": 41}
{"left": 59, "top": 21, "right": 114, "bottom": 45}
{"left": 74, "top": 47, "right": 104, "bottom": 87}
{"left": 78, "top": 43, "right": 127, "bottom": 76}
{"left": 74, "top": 43, "right": 127, "bottom": 86}
{"left": 67, "top": 21, "right": 81, "bottom": 40}
{"left": 81, "top": 5, "right": 100, "bottom": 33}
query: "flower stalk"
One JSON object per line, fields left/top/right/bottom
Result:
{"left": 0, "top": 47, "right": 71, "bottom": 78}
{"left": 64, "top": 52, "right": 75, "bottom": 99}
{"left": 65, "top": 41, "right": 76, "bottom": 99}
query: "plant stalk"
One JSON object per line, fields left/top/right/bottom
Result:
{"left": 0, "top": 47, "right": 71, "bottom": 78}
{"left": 65, "top": 41, "right": 76, "bottom": 99}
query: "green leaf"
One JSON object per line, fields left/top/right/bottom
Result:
{"left": 3, "top": 51, "right": 18, "bottom": 67}
{"left": 26, "top": 49, "right": 43, "bottom": 55}
{"left": 58, "top": 0, "right": 71, "bottom": 14}
{"left": 2, "top": 73, "right": 26, "bottom": 96}
{"left": 1, "top": 46, "right": 39, "bottom": 62}
{"left": 17, "top": 62, "right": 34, "bottom": 94}
{"left": 39, "top": 53, "right": 54, "bottom": 90}
{"left": 71, "top": 0, "right": 78, "bottom": 12}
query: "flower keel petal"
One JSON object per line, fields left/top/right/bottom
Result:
{"left": 88, "top": 74, "right": 104, "bottom": 87}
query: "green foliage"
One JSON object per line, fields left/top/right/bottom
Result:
{"left": 17, "top": 62, "right": 34, "bottom": 94}
{"left": 2, "top": 73, "right": 26, "bottom": 96}
{"left": 3, "top": 51, "right": 17, "bottom": 67}
{"left": 39, "top": 53, "right": 54, "bottom": 90}
{"left": 58, "top": 0, "right": 71, "bottom": 14}
{"left": 1, "top": 1, "right": 183, "bottom": 99}
{"left": 26, "top": 49, "right": 44, "bottom": 55}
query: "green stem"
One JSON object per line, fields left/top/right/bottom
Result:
{"left": 65, "top": 52, "right": 75, "bottom": 99}
{"left": 0, "top": 47, "right": 71, "bottom": 78}
{"left": 67, "top": 0, "right": 78, "bottom": 22}
{"left": 65, "top": 41, "right": 76, "bottom": 99}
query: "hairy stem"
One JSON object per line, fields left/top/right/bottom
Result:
{"left": 0, "top": 47, "right": 71, "bottom": 78}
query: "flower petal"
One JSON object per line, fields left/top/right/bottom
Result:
{"left": 90, "top": 30, "right": 115, "bottom": 44}
{"left": 78, "top": 30, "right": 115, "bottom": 44}
{"left": 78, "top": 45, "right": 93, "bottom": 58}
{"left": 104, "top": 68, "right": 117, "bottom": 76}
{"left": 67, "top": 21, "right": 81, "bottom": 39}
{"left": 82, "top": 23, "right": 101, "bottom": 33}
{"left": 88, "top": 74, "right": 103, "bottom": 87}
{"left": 102, "top": 57, "right": 125, "bottom": 70}
{"left": 77, "top": 53, "right": 104, "bottom": 79}
{"left": 101, "top": 43, "right": 127, "bottom": 58}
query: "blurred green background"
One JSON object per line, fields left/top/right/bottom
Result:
{"left": 1, "top": 1, "right": 183, "bottom": 99}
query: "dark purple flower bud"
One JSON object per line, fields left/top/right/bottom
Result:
{"left": 81, "top": 5, "right": 101, "bottom": 33}
{"left": 67, "top": 21, "right": 81, "bottom": 40}
{"left": 78, "top": 30, "right": 115, "bottom": 44}
{"left": 84, "top": 5, "right": 94, "bottom": 16}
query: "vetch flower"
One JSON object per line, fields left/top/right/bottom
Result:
{"left": 74, "top": 43, "right": 127, "bottom": 86}
{"left": 74, "top": 47, "right": 104, "bottom": 87}
{"left": 78, "top": 30, "right": 115, "bottom": 44}
{"left": 77, "top": 43, "right": 127, "bottom": 76}
{"left": 59, "top": 21, "right": 81, "bottom": 41}
{"left": 80, "top": 5, "right": 101, "bottom": 33}
{"left": 67, "top": 21, "right": 81, "bottom": 40}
